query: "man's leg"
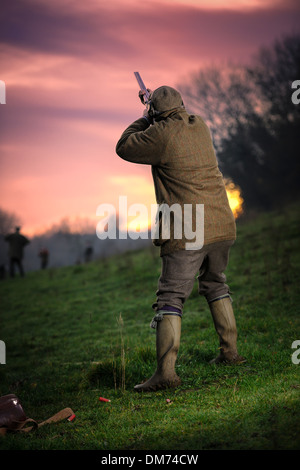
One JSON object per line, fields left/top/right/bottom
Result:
{"left": 134, "top": 249, "right": 205, "bottom": 392}
{"left": 16, "top": 259, "right": 25, "bottom": 277}
{"left": 208, "top": 296, "right": 245, "bottom": 363}
{"left": 197, "top": 241, "right": 245, "bottom": 364}
{"left": 9, "top": 258, "right": 15, "bottom": 278}
{"left": 197, "top": 240, "right": 234, "bottom": 303}
{"left": 153, "top": 249, "right": 206, "bottom": 312}
{"left": 134, "top": 312, "right": 182, "bottom": 392}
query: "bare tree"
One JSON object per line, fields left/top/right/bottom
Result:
{"left": 178, "top": 33, "right": 300, "bottom": 210}
{"left": 178, "top": 64, "right": 261, "bottom": 152}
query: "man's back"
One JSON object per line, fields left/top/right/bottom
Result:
{"left": 5, "top": 231, "right": 29, "bottom": 259}
{"left": 151, "top": 110, "right": 236, "bottom": 254}
{"left": 117, "top": 107, "right": 236, "bottom": 255}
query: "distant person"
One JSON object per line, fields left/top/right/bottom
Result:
{"left": 84, "top": 245, "right": 93, "bottom": 263}
{"left": 5, "top": 226, "right": 30, "bottom": 278}
{"left": 38, "top": 248, "right": 49, "bottom": 270}
{"left": 116, "top": 85, "right": 245, "bottom": 392}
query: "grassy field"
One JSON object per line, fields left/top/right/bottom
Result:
{"left": 0, "top": 203, "right": 300, "bottom": 451}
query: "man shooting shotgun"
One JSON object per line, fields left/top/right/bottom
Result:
{"left": 116, "top": 72, "right": 245, "bottom": 392}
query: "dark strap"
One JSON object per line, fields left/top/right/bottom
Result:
{"left": 150, "top": 310, "right": 182, "bottom": 329}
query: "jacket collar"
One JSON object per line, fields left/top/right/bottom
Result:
{"left": 154, "top": 107, "right": 186, "bottom": 121}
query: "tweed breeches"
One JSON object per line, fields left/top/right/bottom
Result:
{"left": 153, "top": 240, "right": 235, "bottom": 312}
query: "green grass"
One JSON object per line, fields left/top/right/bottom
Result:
{"left": 0, "top": 203, "right": 300, "bottom": 450}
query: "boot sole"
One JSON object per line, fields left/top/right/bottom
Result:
{"left": 134, "top": 378, "right": 181, "bottom": 393}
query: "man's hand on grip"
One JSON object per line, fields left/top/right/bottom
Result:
{"left": 139, "top": 88, "right": 152, "bottom": 105}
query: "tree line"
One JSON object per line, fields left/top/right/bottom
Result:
{"left": 179, "top": 33, "right": 300, "bottom": 211}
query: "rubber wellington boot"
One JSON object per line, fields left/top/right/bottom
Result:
{"left": 134, "top": 313, "right": 182, "bottom": 392}
{"left": 209, "top": 296, "right": 246, "bottom": 364}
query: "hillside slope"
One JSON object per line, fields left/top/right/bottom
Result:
{"left": 0, "top": 204, "right": 299, "bottom": 450}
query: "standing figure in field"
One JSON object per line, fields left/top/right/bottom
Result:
{"left": 39, "top": 247, "right": 49, "bottom": 270}
{"left": 84, "top": 244, "right": 93, "bottom": 263}
{"left": 116, "top": 85, "right": 245, "bottom": 392}
{"left": 5, "top": 226, "right": 30, "bottom": 278}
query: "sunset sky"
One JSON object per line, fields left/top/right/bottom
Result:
{"left": 0, "top": 0, "right": 299, "bottom": 235}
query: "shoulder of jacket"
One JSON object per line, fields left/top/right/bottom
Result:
{"left": 150, "top": 119, "right": 170, "bottom": 135}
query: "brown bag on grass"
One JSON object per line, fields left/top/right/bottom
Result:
{"left": 0, "top": 394, "right": 74, "bottom": 436}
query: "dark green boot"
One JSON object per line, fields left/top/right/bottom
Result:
{"left": 134, "top": 312, "right": 182, "bottom": 392}
{"left": 209, "top": 296, "right": 246, "bottom": 364}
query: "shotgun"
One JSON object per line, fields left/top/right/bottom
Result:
{"left": 134, "top": 72, "right": 151, "bottom": 106}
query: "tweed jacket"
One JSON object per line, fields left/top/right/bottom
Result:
{"left": 116, "top": 108, "right": 236, "bottom": 256}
